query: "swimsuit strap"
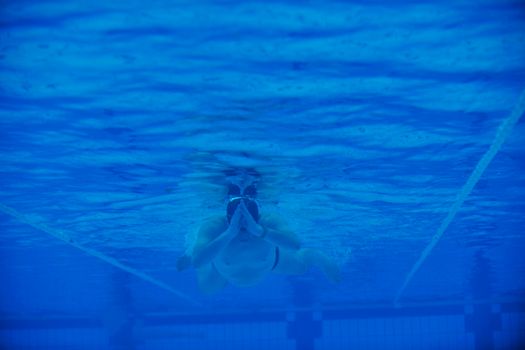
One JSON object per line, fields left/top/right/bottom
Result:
{"left": 271, "top": 246, "right": 280, "bottom": 271}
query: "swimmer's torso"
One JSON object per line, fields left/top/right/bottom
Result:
{"left": 214, "top": 227, "right": 276, "bottom": 286}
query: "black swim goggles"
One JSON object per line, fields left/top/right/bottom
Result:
{"left": 226, "top": 183, "right": 259, "bottom": 223}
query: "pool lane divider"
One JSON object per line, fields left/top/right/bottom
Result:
{"left": 394, "top": 89, "right": 525, "bottom": 306}
{"left": 0, "top": 203, "right": 202, "bottom": 307}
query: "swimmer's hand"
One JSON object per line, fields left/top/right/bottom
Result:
{"left": 238, "top": 200, "right": 264, "bottom": 237}
{"left": 226, "top": 197, "right": 244, "bottom": 235}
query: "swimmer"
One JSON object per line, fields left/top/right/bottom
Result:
{"left": 177, "top": 178, "right": 341, "bottom": 294}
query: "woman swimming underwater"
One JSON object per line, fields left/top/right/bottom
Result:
{"left": 177, "top": 178, "right": 341, "bottom": 293}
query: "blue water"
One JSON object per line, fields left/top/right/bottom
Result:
{"left": 1, "top": 0, "right": 525, "bottom": 349}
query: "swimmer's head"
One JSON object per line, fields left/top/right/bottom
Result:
{"left": 226, "top": 183, "right": 259, "bottom": 223}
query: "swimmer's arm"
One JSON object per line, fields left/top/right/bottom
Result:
{"left": 191, "top": 219, "right": 236, "bottom": 268}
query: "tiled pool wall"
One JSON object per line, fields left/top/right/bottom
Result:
{"left": 1, "top": 303, "right": 524, "bottom": 349}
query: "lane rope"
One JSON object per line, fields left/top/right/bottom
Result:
{"left": 0, "top": 203, "right": 202, "bottom": 307}
{"left": 394, "top": 90, "right": 525, "bottom": 306}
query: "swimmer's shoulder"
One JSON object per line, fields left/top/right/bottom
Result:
{"left": 259, "top": 212, "right": 288, "bottom": 229}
